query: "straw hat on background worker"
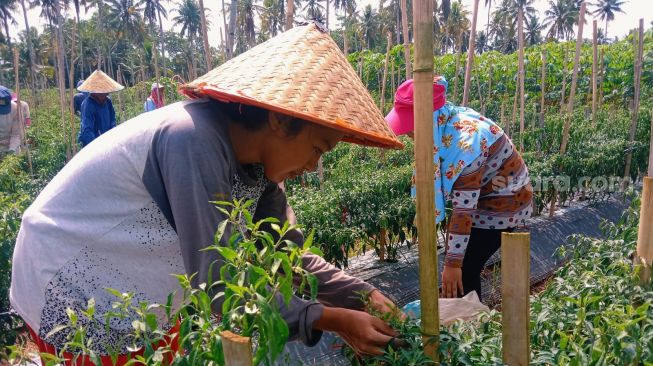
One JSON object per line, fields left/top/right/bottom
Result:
{"left": 77, "top": 69, "right": 124, "bottom": 94}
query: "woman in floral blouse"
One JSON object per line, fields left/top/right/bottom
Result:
{"left": 387, "top": 77, "right": 533, "bottom": 301}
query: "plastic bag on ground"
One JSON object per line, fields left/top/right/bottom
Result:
{"left": 402, "top": 291, "right": 490, "bottom": 325}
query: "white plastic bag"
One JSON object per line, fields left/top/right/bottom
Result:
{"left": 402, "top": 291, "right": 490, "bottom": 325}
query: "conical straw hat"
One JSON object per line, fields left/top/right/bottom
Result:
{"left": 77, "top": 69, "right": 124, "bottom": 93}
{"left": 180, "top": 24, "right": 402, "bottom": 149}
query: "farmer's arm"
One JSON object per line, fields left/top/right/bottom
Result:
{"left": 255, "top": 182, "right": 398, "bottom": 353}
{"left": 442, "top": 153, "right": 485, "bottom": 297}
{"left": 78, "top": 101, "right": 96, "bottom": 146}
{"left": 109, "top": 100, "right": 117, "bottom": 128}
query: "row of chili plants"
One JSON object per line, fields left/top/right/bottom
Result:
{"left": 286, "top": 103, "right": 652, "bottom": 268}
{"left": 347, "top": 190, "right": 653, "bottom": 365}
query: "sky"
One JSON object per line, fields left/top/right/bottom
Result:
{"left": 8, "top": 0, "right": 651, "bottom": 49}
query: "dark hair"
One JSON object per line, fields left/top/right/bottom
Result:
{"left": 219, "top": 102, "right": 306, "bottom": 136}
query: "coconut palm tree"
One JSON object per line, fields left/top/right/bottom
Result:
{"left": 173, "top": 0, "right": 201, "bottom": 78}
{"left": 106, "top": 0, "right": 146, "bottom": 43}
{"left": 139, "top": 0, "right": 166, "bottom": 76}
{"left": 303, "top": 0, "right": 325, "bottom": 22}
{"left": 261, "top": 0, "right": 284, "bottom": 38}
{"left": 359, "top": 4, "right": 379, "bottom": 49}
{"left": 591, "top": 0, "right": 625, "bottom": 41}
{"left": 0, "top": 0, "right": 17, "bottom": 48}
{"left": 524, "top": 14, "right": 543, "bottom": 45}
{"left": 544, "top": 0, "right": 578, "bottom": 40}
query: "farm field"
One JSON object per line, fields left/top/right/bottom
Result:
{"left": 0, "top": 0, "right": 652, "bottom": 364}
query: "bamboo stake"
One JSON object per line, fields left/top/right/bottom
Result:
{"left": 623, "top": 19, "right": 644, "bottom": 191}
{"left": 517, "top": 9, "right": 525, "bottom": 151}
{"left": 560, "top": 1, "right": 586, "bottom": 155}
{"left": 560, "top": 45, "right": 567, "bottom": 109}
{"left": 539, "top": 50, "right": 546, "bottom": 128}
{"left": 68, "top": 20, "right": 79, "bottom": 155}
{"left": 501, "top": 232, "right": 530, "bottom": 366}
{"left": 221, "top": 331, "right": 253, "bottom": 366}
{"left": 413, "top": 0, "right": 438, "bottom": 360}
{"left": 599, "top": 47, "right": 604, "bottom": 105}
{"left": 591, "top": 20, "right": 598, "bottom": 126}
{"left": 13, "top": 48, "right": 33, "bottom": 176}
{"left": 380, "top": 33, "right": 392, "bottom": 113}
{"left": 379, "top": 228, "right": 387, "bottom": 262}
{"left": 400, "top": 0, "right": 411, "bottom": 79}
{"left": 635, "top": 177, "right": 653, "bottom": 285}
{"left": 649, "top": 111, "right": 653, "bottom": 177}
{"left": 462, "top": 0, "right": 479, "bottom": 106}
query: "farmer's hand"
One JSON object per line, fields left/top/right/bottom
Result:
{"left": 366, "top": 289, "right": 406, "bottom": 320}
{"left": 441, "top": 265, "right": 464, "bottom": 298}
{"left": 314, "top": 307, "right": 396, "bottom": 356}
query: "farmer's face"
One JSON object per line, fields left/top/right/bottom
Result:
{"left": 91, "top": 93, "right": 108, "bottom": 103}
{"left": 263, "top": 114, "right": 343, "bottom": 183}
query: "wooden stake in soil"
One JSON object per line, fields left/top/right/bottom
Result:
{"left": 400, "top": 0, "right": 411, "bottom": 79}
{"left": 517, "top": 8, "right": 526, "bottom": 151}
{"left": 648, "top": 110, "right": 653, "bottom": 177}
{"left": 413, "top": 0, "right": 438, "bottom": 360}
{"left": 622, "top": 19, "right": 644, "bottom": 191}
{"left": 379, "top": 228, "right": 387, "bottom": 262}
{"left": 560, "top": 1, "right": 586, "bottom": 155}
{"left": 635, "top": 177, "right": 653, "bottom": 285}
{"left": 221, "top": 331, "right": 253, "bottom": 366}
{"left": 380, "top": 32, "right": 392, "bottom": 112}
{"left": 13, "top": 48, "right": 33, "bottom": 176}
{"left": 501, "top": 232, "right": 530, "bottom": 366}
{"left": 591, "top": 20, "right": 598, "bottom": 126}
{"left": 539, "top": 51, "right": 546, "bottom": 128}
{"left": 462, "top": 0, "right": 480, "bottom": 106}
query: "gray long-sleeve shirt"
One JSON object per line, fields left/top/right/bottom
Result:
{"left": 10, "top": 99, "right": 374, "bottom": 353}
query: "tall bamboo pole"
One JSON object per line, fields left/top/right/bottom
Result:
{"left": 517, "top": 8, "right": 525, "bottom": 151}
{"left": 623, "top": 19, "right": 644, "bottom": 190}
{"left": 501, "top": 232, "right": 531, "bottom": 366}
{"left": 560, "top": 1, "right": 586, "bottom": 155}
{"left": 591, "top": 20, "right": 598, "bottom": 126}
{"left": 13, "top": 48, "right": 33, "bottom": 176}
{"left": 560, "top": 45, "right": 567, "bottom": 109}
{"left": 54, "top": 0, "right": 71, "bottom": 160}
{"left": 635, "top": 177, "right": 653, "bottom": 285}
{"left": 380, "top": 32, "right": 392, "bottom": 112}
{"left": 539, "top": 50, "right": 546, "bottom": 128}
{"left": 413, "top": 0, "right": 438, "bottom": 360}
{"left": 462, "top": 0, "right": 480, "bottom": 106}
{"left": 67, "top": 20, "right": 78, "bottom": 155}
{"left": 400, "top": 0, "right": 411, "bottom": 79}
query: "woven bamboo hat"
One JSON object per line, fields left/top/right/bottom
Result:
{"left": 77, "top": 69, "right": 124, "bottom": 93}
{"left": 180, "top": 24, "right": 402, "bottom": 149}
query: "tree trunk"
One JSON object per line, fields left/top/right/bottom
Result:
{"left": 517, "top": 8, "right": 525, "bottom": 151}
{"left": 623, "top": 19, "right": 644, "bottom": 190}
{"left": 157, "top": 6, "right": 167, "bottom": 76}
{"left": 592, "top": 20, "right": 598, "bottom": 126}
{"left": 220, "top": 0, "right": 230, "bottom": 59}
{"left": 400, "top": 0, "right": 411, "bottom": 79}
{"left": 20, "top": 0, "right": 37, "bottom": 105}
{"left": 343, "top": 29, "right": 348, "bottom": 56}
{"left": 462, "top": 0, "right": 479, "bottom": 106}
{"left": 560, "top": 1, "right": 586, "bottom": 155}
{"left": 380, "top": 32, "right": 392, "bottom": 112}
{"left": 325, "top": 0, "right": 329, "bottom": 30}
{"left": 285, "top": 0, "right": 294, "bottom": 30}
{"left": 97, "top": 0, "right": 104, "bottom": 69}
{"left": 599, "top": 47, "right": 604, "bottom": 104}
{"left": 229, "top": 0, "right": 238, "bottom": 56}
{"left": 198, "top": 0, "right": 212, "bottom": 72}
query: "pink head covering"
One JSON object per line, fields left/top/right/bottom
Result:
{"left": 385, "top": 77, "right": 447, "bottom": 136}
